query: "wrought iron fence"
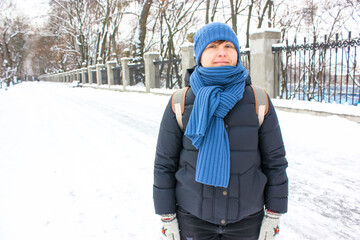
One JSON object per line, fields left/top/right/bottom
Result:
{"left": 240, "top": 48, "right": 250, "bottom": 71}
{"left": 101, "top": 68, "right": 107, "bottom": 85}
{"left": 154, "top": 58, "right": 182, "bottom": 89}
{"left": 128, "top": 61, "right": 145, "bottom": 86}
{"left": 92, "top": 70, "right": 97, "bottom": 84}
{"left": 84, "top": 72, "right": 88, "bottom": 84}
{"left": 273, "top": 32, "right": 360, "bottom": 105}
{"left": 112, "top": 66, "right": 122, "bottom": 85}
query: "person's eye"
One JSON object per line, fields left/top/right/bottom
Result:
{"left": 225, "top": 44, "right": 234, "bottom": 48}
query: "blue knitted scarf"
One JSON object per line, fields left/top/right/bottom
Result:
{"left": 184, "top": 64, "right": 248, "bottom": 187}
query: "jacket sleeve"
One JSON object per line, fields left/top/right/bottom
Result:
{"left": 153, "top": 97, "right": 183, "bottom": 215}
{"left": 258, "top": 96, "right": 288, "bottom": 214}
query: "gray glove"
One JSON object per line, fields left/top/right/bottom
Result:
{"left": 258, "top": 209, "right": 281, "bottom": 240}
{"left": 160, "top": 213, "right": 180, "bottom": 240}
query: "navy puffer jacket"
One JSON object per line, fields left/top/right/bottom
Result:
{"left": 153, "top": 74, "right": 288, "bottom": 225}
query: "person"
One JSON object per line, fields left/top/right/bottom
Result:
{"left": 153, "top": 22, "right": 288, "bottom": 240}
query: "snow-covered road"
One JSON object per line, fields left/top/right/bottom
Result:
{"left": 0, "top": 82, "right": 359, "bottom": 240}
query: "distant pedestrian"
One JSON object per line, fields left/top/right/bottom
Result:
{"left": 153, "top": 22, "right": 288, "bottom": 240}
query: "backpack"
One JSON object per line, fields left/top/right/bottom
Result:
{"left": 171, "top": 85, "right": 269, "bottom": 131}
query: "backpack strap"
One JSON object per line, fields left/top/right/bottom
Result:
{"left": 171, "top": 85, "right": 268, "bottom": 130}
{"left": 171, "top": 87, "right": 190, "bottom": 131}
{"left": 250, "top": 85, "right": 269, "bottom": 127}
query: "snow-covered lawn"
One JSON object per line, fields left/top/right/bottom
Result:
{"left": 0, "top": 82, "right": 359, "bottom": 240}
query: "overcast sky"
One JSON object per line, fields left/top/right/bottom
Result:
{"left": 13, "top": 0, "right": 49, "bottom": 25}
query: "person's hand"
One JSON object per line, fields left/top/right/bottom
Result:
{"left": 160, "top": 214, "right": 180, "bottom": 240}
{"left": 258, "top": 209, "right": 281, "bottom": 240}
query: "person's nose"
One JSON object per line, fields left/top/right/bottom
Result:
{"left": 217, "top": 47, "right": 227, "bottom": 57}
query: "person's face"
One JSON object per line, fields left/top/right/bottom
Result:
{"left": 200, "top": 40, "right": 238, "bottom": 67}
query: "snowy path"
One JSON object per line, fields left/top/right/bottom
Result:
{"left": 0, "top": 82, "right": 359, "bottom": 240}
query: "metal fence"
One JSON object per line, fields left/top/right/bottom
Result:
{"left": 128, "top": 61, "right": 145, "bottom": 86}
{"left": 154, "top": 58, "right": 182, "bottom": 89}
{"left": 101, "top": 68, "right": 107, "bottom": 85}
{"left": 273, "top": 32, "right": 360, "bottom": 105}
{"left": 92, "top": 70, "right": 97, "bottom": 84}
{"left": 240, "top": 49, "right": 250, "bottom": 72}
{"left": 113, "top": 66, "right": 122, "bottom": 85}
{"left": 84, "top": 72, "right": 88, "bottom": 83}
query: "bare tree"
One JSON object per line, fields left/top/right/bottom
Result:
{"left": 245, "top": 0, "right": 254, "bottom": 48}
{"left": 154, "top": 0, "right": 203, "bottom": 88}
{"left": 283, "top": 0, "right": 359, "bottom": 40}
{"left": 205, "top": 0, "right": 220, "bottom": 24}
{"left": 157, "top": 0, "right": 203, "bottom": 58}
{"left": 47, "top": 0, "right": 94, "bottom": 69}
{"left": 0, "top": 0, "right": 29, "bottom": 85}
{"left": 272, "top": 0, "right": 302, "bottom": 42}
{"left": 46, "top": 0, "right": 129, "bottom": 70}
{"left": 133, "top": 0, "right": 153, "bottom": 59}
{"left": 29, "top": 0, "right": 360, "bottom": 78}
{"left": 94, "top": 0, "right": 129, "bottom": 63}
{"left": 28, "top": 32, "right": 59, "bottom": 75}
{"left": 228, "top": 0, "right": 247, "bottom": 34}
{"left": 205, "top": 0, "right": 211, "bottom": 24}
{"left": 256, "top": 0, "right": 273, "bottom": 28}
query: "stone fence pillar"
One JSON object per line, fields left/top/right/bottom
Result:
{"left": 121, "top": 57, "right": 132, "bottom": 91}
{"left": 65, "top": 72, "right": 69, "bottom": 83}
{"left": 249, "top": 29, "right": 281, "bottom": 98}
{"left": 106, "top": 60, "right": 117, "bottom": 87}
{"left": 76, "top": 69, "right": 81, "bottom": 82}
{"left": 65, "top": 72, "right": 68, "bottom": 82}
{"left": 81, "top": 67, "right": 87, "bottom": 84}
{"left": 96, "top": 63, "right": 105, "bottom": 86}
{"left": 88, "top": 65, "right": 95, "bottom": 84}
{"left": 144, "top": 52, "right": 160, "bottom": 93}
{"left": 71, "top": 70, "right": 75, "bottom": 82}
{"left": 180, "top": 43, "right": 196, "bottom": 88}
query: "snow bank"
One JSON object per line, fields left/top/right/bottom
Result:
{"left": 0, "top": 82, "right": 359, "bottom": 240}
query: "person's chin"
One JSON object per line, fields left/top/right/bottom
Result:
{"left": 212, "top": 62, "right": 231, "bottom": 67}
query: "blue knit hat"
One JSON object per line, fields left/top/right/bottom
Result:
{"left": 193, "top": 22, "right": 240, "bottom": 66}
